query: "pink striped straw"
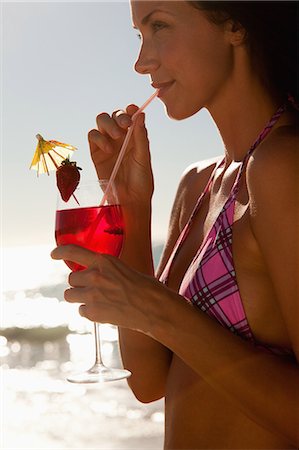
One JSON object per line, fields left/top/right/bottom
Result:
{"left": 100, "top": 90, "right": 159, "bottom": 206}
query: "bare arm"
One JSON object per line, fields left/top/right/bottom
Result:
{"left": 117, "top": 201, "right": 172, "bottom": 403}
{"left": 119, "top": 156, "right": 220, "bottom": 401}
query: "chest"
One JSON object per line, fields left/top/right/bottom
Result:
{"left": 166, "top": 165, "right": 241, "bottom": 291}
{"left": 165, "top": 169, "right": 291, "bottom": 349}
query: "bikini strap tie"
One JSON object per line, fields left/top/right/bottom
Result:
{"left": 287, "top": 93, "right": 299, "bottom": 111}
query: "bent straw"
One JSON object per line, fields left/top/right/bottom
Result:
{"left": 99, "top": 89, "right": 159, "bottom": 207}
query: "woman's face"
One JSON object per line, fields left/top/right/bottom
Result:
{"left": 131, "top": 1, "right": 235, "bottom": 119}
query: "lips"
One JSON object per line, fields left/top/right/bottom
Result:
{"left": 151, "top": 81, "right": 175, "bottom": 97}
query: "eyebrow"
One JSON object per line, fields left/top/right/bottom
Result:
{"left": 133, "top": 9, "right": 173, "bottom": 29}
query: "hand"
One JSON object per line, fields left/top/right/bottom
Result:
{"left": 88, "top": 105, "right": 154, "bottom": 208}
{"left": 51, "top": 245, "right": 164, "bottom": 334}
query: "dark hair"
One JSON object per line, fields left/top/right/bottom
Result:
{"left": 190, "top": 1, "right": 298, "bottom": 105}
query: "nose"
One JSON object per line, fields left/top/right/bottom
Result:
{"left": 134, "top": 41, "right": 159, "bottom": 75}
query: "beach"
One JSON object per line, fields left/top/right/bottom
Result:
{"left": 1, "top": 244, "right": 164, "bottom": 450}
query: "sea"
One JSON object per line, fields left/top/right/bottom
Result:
{"left": 1, "top": 243, "right": 165, "bottom": 450}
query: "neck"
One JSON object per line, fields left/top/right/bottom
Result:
{"left": 205, "top": 51, "right": 285, "bottom": 162}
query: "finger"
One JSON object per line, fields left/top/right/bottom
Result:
{"left": 88, "top": 129, "right": 113, "bottom": 154}
{"left": 126, "top": 104, "right": 139, "bottom": 117}
{"left": 132, "top": 112, "right": 150, "bottom": 160}
{"left": 68, "top": 270, "right": 85, "bottom": 288}
{"left": 68, "top": 267, "right": 102, "bottom": 288}
{"left": 64, "top": 286, "right": 106, "bottom": 323}
{"left": 79, "top": 304, "right": 88, "bottom": 319}
{"left": 51, "top": 245, "right": 99, "bottom": 269}
{"left": 78, "top": 295, "right": 116, "bottom": 324}
{"left": 64, "top": 287, "right": 81, "bottom": 303}
{"left": 64, "top": 286, "right": 95, "bottom": 303}
{"left": 96, "top": 112, "right": 123, "bottom": 140}
{"left": 78, "top": 303, "right": 109, "bottom": 324}
{"left": 112, "top": 110, "right": 132, "bottom": 130}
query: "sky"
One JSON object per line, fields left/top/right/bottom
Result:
{"left": 1, "top": 0, "right": 224, "bottom": 249}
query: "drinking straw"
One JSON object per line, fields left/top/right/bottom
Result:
{"left": 100, "top": 89, "right": 159, "bottom": 206}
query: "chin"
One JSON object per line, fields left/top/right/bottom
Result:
{"left": 164, "top": 102, "right": 202, "bottom": 121}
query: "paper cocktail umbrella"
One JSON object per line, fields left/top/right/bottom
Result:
{"left": 30, "top": 134, "right": 77, "bottom": 176}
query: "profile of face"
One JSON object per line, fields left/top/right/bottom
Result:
{"left": 130, "top": 1, "right": 242, "bottom": 120}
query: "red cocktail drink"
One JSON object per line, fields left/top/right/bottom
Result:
{"left": 55, "top": 205, "right": 124, "bottom": 271}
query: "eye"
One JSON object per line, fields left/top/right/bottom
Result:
{"left": 151, "top": 21, "right": 167, "bottom": 33}
{"left": 134, "top": 20, "right": 168, "bottom": 41}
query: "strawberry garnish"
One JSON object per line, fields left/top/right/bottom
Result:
{"left": 56, "top": 157, "right": 82, "bottom": 202}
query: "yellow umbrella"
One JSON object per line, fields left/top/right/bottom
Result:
{"left": 30, "top": 134, "right": 77, "bottom": 176}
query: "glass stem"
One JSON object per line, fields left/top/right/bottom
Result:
{"left": 94, "top": 322, "right": 104, "bottom": 365}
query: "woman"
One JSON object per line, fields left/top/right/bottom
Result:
{"left": 52, "top": 1, "right": 299, "bottom": 448}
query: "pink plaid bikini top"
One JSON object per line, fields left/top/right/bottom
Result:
{"left": 160, "top": 104, "right": 294, "bottom": 357}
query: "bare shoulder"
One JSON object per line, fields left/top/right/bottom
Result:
{"left": 246, "top": 125, "right": 299, "bottom": 356}
{"left": 155, "top": 155, "right": 222, "bottom": 278}
{"left": 248, "top": 124, "right": 298, "bottom": 167}
{"left": 247, "top": 125, "right": 299, "bottom": 202}
{"left": 181, "top": 155, "right": 223, "bottom": 186}
{"left": 177, "top": 155, "right": 222, "bottom": 227}
{"left": 246, "top": 124, "right": 299, "bottom": 246}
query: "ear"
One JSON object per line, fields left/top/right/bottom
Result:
{"left": 226, "top": 20, "right": 247, "bottom": 46}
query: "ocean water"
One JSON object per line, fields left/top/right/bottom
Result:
{"left": 1, "top": 244, "right": 165, "bottom": 450}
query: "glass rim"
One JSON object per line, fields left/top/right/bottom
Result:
{"left": 74, "top": 179, "right": 112, "bottom": 189}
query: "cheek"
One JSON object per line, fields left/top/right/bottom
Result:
{"left": 168, "top": 57, "right": 233, "bottom": 119}
{"left": 182, "top": 38, "right": 233, "bottom": 101}
{"left": 159, "top": 32, "right": 233, "bottom": 119}
{"left": 189, "top": 35, "right": 232, "bottom": 79}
